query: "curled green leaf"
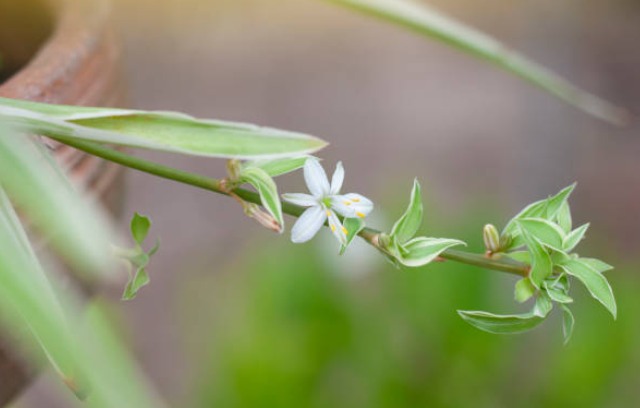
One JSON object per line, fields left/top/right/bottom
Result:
{"left": 458, "top": 310, "right": 547, "bottom": 334}
{"left": 397, "top": 237, "right": 465, "bottom": 267}
{"left": 559, "top": 259, "right": 617, "bottom": 319}
{"left": 563, "top": 223, "right": 590, "bottom": 252}
{"left": 340, "top": 217, "right": 366, "bottom": 255}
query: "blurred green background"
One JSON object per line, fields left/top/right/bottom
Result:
{"left": 11, "top": 0, "right": 640, "bottom": 406}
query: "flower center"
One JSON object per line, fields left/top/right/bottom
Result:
{"left": 321, "top": 197, "right": 332, "bottom": 208}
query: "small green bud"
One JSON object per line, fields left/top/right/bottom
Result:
{"left": 483, "top": 224, "right": 501, "bottom": 253}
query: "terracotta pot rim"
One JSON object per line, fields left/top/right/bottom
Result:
{"left": 0, "top": 0, "right": 112, "bottom": 103}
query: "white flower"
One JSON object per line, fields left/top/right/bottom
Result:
{"left": 282, "top": 158, "right": 373, "bottom": 245}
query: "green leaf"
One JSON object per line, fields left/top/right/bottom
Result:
{"left": 520, "top": 230, "right": 553, "bottom": 288}
{"left": 533, "top": 292, "right": 553, "bottom": 317}
{"left": 514, "top": 278, "right": 536, "bottom": 303}
{"left": 517, "top": 218, "right": 565, "bottom": 251}
{"left": 0, "top": 97, "right": 327, "bottom": 159}
{"left": 557, "top": 201, "right": 572, "bottom": 233}
{"left": 324, "top": 1, "right": 627, "bottom": 124}
{"left": 560, "top": 259, "right": 617, "bottom": 318}
{"left": 0, "top": 132, "right": 113, "bottom": 279}
{"left": 130, "top": 213, "right": 151, "bottom": 246}
{"left": 579, "top": 257, "right": 613, "bottom": 273}
{"left": 544, "top": 285, "right": 573, "bottom": 304}
{"left": 563, "top": 223, "right": 589, "bottom": 252}
{"left": 122, "top": 268, "right": 150, "bottom": 301}
{"left": 239, "top": 167, "right": 284, "bottom": 232}
{"left": 397, "top": 237, "right": 465, "bottom": 267}
{"left": 243, "top": 156, "right": 309, "bottom": 177}
{"left": 340, "top": 217, "right": 365, "bottom": 255}
{"left": 561, "top": 305, "right": 575, "bottom": 345}
{"left": 390, "top": 179, "right": 423, "bottom": 244}
{"left": 457, "top": 310, "right": 546, "bottom": 334}
{"left": 546, "top": 184, "right": 576, "bottom": 220}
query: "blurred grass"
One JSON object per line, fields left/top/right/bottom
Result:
{"left": 176, "top": 202, "right": 640, "bottom": 408}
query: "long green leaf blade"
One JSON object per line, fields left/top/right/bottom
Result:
{"left": 324, "top": 0, "right": 628, "bottom": 124}
{"left": 398, "top": 236, "right": 465, "bottom": 267}
{"left": 0, "top": 133, "right": 113, "bottom": 278}
{"left": 0, "top": 98, "right": 328, "bottom": 159}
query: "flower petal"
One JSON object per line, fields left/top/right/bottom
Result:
{"left": 327, "top": 209, "right": 347, "bottom": 245}
{"left": 330, "top": 161, "right": 344, "bottom": 195}
{"left": 291, "top": 206, "right": 326, "bottom": 243}
{"left": 281, "top": 193, "right": 317, "bottom": 207}
{"left": 331, "top": 193, "right": 374, "bottom": 219}
{"left": 304, "top": 158, "right": 330, "bottom": 197}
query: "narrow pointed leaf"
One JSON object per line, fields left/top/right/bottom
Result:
{"left": 122, "top": 268, "right": 150, "bottom": 301}
{"left": 533, "top": 293, "right": 553, "bottom": 317}
{"left": 563, "top": 223, "right": 590, "bottom": 252}
{"left": 340, "top": 217, "right": 365, "bottom": 255}
{"left": 390, "top": 179, "right": 423, "bottom": 244}
{"left": 560, "top": 259, "right": 617, "bottom": 318}
{"left": 0, "top": 133, "right": 113, "bottom": 278}
{"left": 557, "top": 201, "right": 572, "bottom": 233}
{"left": 578, "top": 257, "right": 613, "bottom": 273}
{"left": 457, "top": 310, "right": 546, "bottom": 334}
{"left": 398, "top": 237, "right": 465, "bottom": 267}
{"left": 0, "top": 97, "right": 327, "bottom": 159}
{"left": 240, "top": 167, "right": 284, "bottom": 232}
{"left": 323, "top": 1, "right": 627, "bottom": 124}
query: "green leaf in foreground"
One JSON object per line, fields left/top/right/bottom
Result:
{"left": 560, "top": 259, "right": 617, "bottom": 318}
{"left": 240, "top": 167, "right": 284, "bottom": 232}
{"left": 0, "top": 133, "right": 113, "bottom": 279}
{"left": 397, "top": 237, "right": 465, "bottom": 267}
{"left": 0, "top": 97, "right": 327, "bottom": 159}
{"left": 340, "top": 217, "right": 365, "bottom": 255}
{"left": 323, "top": 0, "right": 627, "bottom": 124}
{"left": 390, "top": 179, "right": 423, "bottom": 244}
{"left": 457, "top": 310, "right": 546, "bottom": 334}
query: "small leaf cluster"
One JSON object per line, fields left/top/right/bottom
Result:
{"left": 377, "top": 179, "right": 465, "bottom": 267}
{"left": 459, "top": 185, "right": 615, "bottom": 343}
{"left": 120, "top": 213, "right": 159, "bottom": 300}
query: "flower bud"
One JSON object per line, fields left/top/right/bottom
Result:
{"left": 483, "top": 224, "right": 501, "bottom": 253}
{"left": 243, "top": 203, "right": 283, "bottom": 233}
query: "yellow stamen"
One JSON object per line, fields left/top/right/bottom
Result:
{"left": 356, "top": 211, "right": 366, "bottom": 218}
{"left": 341, "top": 226, "right": 348, "bottom": 234}
{"left": 326, "top": 210, "right": 331, "bottom": 217}
{"left": 352, "top": 197, "right": 360, "bottom": 202}
{"left": 330, "top": 224, "right": 336, "bottom": 232}
{"left": 343, "top": 201, "right": 351, "bottom": 206}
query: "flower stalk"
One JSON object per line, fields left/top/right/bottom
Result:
{"left": 52, "top": 135, "right": 529, "bottom": 277}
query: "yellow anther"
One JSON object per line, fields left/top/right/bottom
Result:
{"left": 356, "top": 211, "right": 366, "bottom": 218}
{"left": 330, "top": 224, "right": 336, "bottom": 232}
{"left": 326, "top": 210, "right": 332, "bottom": 217}
{"left": 341, "top": 226, "right": 348, "bottom": 234}
{"left": 343, "top": 201, "right": 351, "bottom": 206}
{"left": 352, "top": 197, "right": 360, "bottom": 202}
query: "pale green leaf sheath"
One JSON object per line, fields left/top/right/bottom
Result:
{"left": 282, "top": 159, "right": 373, "bottom": 247}
{"left": 390, "top": 179, "right": 423, "bottom": 245}
{"left": 240, "top": 167, "right": 284, "bottom": 232}
{"left": 0, "top": 97, "right": 327, "bottom": 159}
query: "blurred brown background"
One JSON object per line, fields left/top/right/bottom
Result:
{"left": 12, "top": 0, "right": 640, "bottom": 406}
